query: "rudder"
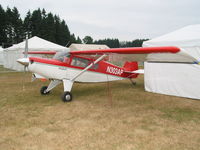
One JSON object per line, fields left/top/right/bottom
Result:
{"left": 123, "top": 61, "right": 138, "bottom": 72}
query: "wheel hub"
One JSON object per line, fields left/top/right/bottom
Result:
{"left": 65, "top": 95, "right": 71, "bottom": 101}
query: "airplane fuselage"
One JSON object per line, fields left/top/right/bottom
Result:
{"left": 28, "top": 55, "right": 138, "bottom": 83}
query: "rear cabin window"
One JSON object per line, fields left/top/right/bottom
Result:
{"left": 63, "top": 56, "right": 70, "bottom": 64}
{"left": 91, "top": 63, "right": 99, "bottom": 70}
{"left": 71, "top": 57, "right": 90, "bottom": 68}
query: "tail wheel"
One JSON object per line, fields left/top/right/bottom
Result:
{"left": 130, "top": 79, "right": 136, "bottom": 86}
{"left": 40, "top": 86, "right": 50, "bottom": 95}
{"left": 61, "top": 91, "right": 73, "bottom": 102}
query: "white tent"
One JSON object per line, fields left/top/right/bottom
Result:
{"left": 69, "top": 43, "right": 109, "bottom": 51}
{"left": 0, "top": 47, "right": 4, "bottom": 65}
{"left": 143, "top": 24, "right": 200, "bottom": 99}
{"left": 3, "top": 36, "right": 69, "bottom": 71}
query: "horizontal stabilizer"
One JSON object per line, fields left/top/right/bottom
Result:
{"left": 124, "top": 69, "right": 144, "bottom": 74}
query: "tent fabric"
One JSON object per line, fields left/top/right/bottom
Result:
{"left": 3, "top": 36, "right": 69, "bottom": 71}
{"left": 7, "top": 36, "right": 68, "bottom": 51}
{"left": 69, "top": 43, "right": 118, "bottom": 62}
{"left": 144, "top": 62, "right": 200, "bottom": 99}
{"left": 0, "top": 47, "right": 4, "bottom": 65}
{"left": 143, "top": 24, "right": 200, "bottom": 100}
{"left": 69, "top": 43, "right": 109, "bottom": 51}
{"left": 144, "top": 25, "right": 200, "bottom": 63}
{"left": 144, "top": 25, "right": 200, "bottom": 47}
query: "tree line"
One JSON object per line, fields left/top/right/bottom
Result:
{"left": 82, "top": 36, "right": 148, "bottom": 48}
{"left": 0, "top": 5, "right": 148, "bottom": 48}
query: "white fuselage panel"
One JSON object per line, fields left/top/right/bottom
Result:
{"left": 28, "top": 62, "right": 125, "bottom": 82}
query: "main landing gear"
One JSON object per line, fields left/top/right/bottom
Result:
{"left": 39, "top": 79, "right": 74, "bottom": 102}
{"left": 40, "top": 86, "right": 73, "bottom": 102}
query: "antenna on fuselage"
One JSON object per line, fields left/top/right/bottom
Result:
{"left": 65, "top": 41, "right": 70, "bottom": 47}
{"left": 83, "top": 40, "right": 88, "bottom": 44}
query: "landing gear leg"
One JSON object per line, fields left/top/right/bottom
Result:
{"left": 40, "top": 80, "right": 62, "bottom": 95}
{"left": 61, "top": 79, "right": 74, "bottom": 102}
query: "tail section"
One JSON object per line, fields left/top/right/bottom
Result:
{"left": 123, "top": 61, "right": 144, "bottom": 78}
{"left": 123, "top": 61, "right": 138, "bottom": 72}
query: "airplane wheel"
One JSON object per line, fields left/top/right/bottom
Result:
{"left": 40, "top": 86, "right": 50, "bottom": 95}
{"left": 61, "top": 91, "right": 73, "bottom": 102}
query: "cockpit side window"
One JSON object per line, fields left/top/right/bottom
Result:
{"left": 53, "top": 51, "right": 70, "bottom": 62}
{"left": 90, "top": 61, "right": 99, "bottom": 70}
{"left": 71, "top": 57, "right": 89, "bottom": 68}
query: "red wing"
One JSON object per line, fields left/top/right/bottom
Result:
{"left": 70, "top": 46, "right": 199, "bottom": 63}
{"left": 70, "top": 46, "right": 180, "bottom": 55}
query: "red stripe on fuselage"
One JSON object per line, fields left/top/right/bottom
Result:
{"left": 29, "top": 57, "right": 138, "bottom": 78}
{"left": 29, "top": 57, "right": 69, "bottom": 67}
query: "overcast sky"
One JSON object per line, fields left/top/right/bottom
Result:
{"left": 1, "top": 0, "right": 200, "bottom": 40}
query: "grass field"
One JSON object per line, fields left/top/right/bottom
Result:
{"left": 0, "top": 70, "right": 200, "bottom": 150}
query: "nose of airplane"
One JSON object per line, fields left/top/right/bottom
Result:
{"left": 17, "top": 58, "right": 29, "bottom": 66}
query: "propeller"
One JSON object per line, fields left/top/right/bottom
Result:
{"left": 17, "top": 35, "right": 29, "bottom": 67}
{"left": 17, "top": 35, "right": 30, "bottom": 91}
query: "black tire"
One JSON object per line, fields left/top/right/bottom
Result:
{"left": 61, "top": 91, "right": 73, "bottom": 102}
{"left": 40, "top": 86, "right": 50, "bottom": 95}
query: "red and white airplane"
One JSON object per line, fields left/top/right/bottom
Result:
{"left": 17, "top": 45, "right": 196, "bottom": 102}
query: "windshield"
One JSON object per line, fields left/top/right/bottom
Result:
{"left": 53, "top": 51, "right": 70, "bottom": 62}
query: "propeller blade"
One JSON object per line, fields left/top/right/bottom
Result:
{"left": 24, "top": 35, "right": 28, "bottom": 58}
